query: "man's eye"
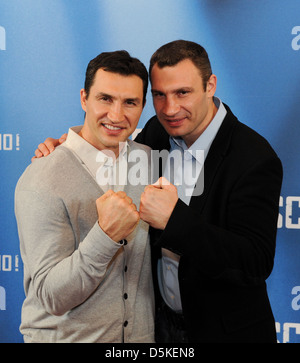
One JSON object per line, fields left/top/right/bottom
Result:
{"left": 126, "top": 100, "right": 136, "bottom": 106}
{"left": 97, "top": 95, "right": 112, "bottom": 102}
{"left": 178, "top": 90, "right": 189, "bottom": 96}
{"left": 153, "top": 92, "right": 164, "bottom": 98}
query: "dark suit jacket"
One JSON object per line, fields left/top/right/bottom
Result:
{"left": 135, "top": 104, "right": 283, "bottom": 343}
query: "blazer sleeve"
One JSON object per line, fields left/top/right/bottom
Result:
{"left": 155, "top": 154, "right": 283, "bottom": 286}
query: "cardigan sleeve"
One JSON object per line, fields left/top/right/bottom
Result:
{"left": 15, "top": 188, "right": 122, "bottom": 316}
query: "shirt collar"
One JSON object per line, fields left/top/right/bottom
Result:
{"left": 170, "top": 97, "right": 227, "bottom": 162}
{"left": 64, "top": 126, "right": 128, "bottom": 179}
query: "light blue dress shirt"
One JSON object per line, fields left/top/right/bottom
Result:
{"left": 159, "top": 97, "right": 227, "bottom": 312}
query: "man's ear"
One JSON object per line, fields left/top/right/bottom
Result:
{"left": 206, "top": 74, "right": 217, "bottom": 97}
{"left": 80, "top": 89, "right": 87, "bottom": 112}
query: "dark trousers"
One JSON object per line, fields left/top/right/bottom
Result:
{"left": 155, "top": 301, "right": 189, "bottom": 343}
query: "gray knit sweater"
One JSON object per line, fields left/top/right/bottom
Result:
{"left": 15, "top": 141, "right": 154, "bottom": 343}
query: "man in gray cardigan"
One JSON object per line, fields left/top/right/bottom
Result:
{"left": 15, "top": 51, "right": 155, "bottom": 343}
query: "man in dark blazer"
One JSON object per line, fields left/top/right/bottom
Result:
{"left": 34, "top": 40, "right": 283, "bottom": 343}
{"left": 137, "top": 40, "right": 283, "bottom": 343}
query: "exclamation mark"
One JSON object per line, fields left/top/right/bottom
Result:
{"left": 16, "top": 134, "right": 20, "bottom": 151}
{"left": 15, "top": 255, "right": 19, "bottom": 272}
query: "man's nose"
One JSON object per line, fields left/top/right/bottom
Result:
{"left": 107, "top": 103, "right": 125, "bottom": 123}
{"left": 162, "top": 97, "right": 180, "bottom": 116}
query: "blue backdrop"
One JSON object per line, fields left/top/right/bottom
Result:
{"left": 1, "top": 0, "right": 300, "bottom": 343}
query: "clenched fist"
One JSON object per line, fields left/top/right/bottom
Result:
{"left": 96, "top": 190, "right": 140, "bottom": 243}
{"left": 140, "top": 177, "right": 178, "bottom": 230}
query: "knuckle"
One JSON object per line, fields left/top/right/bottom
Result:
{"left": 35, "top": 150, "right": 41, "bottom": 157}
{"left": 116, "top": 191, "right": 126, "bottom": 198}
{"left": 44, "top": 137, "right": 54, "bottom": 144}
{"left": 133, "top": 210, "right": 140, "bottom": 221}
{"left": 144, "top": 185, "right": 151, "bottom": 193}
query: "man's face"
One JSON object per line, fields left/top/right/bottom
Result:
{"left": 80, "top": 68, "right": 144, "bottom": 156}
{"left": 151, "top": 59, "right": 217, "bottom": 148}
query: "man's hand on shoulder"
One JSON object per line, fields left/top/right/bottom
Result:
{"left": 31, "top": 134, "right": 68, "bottom": 162}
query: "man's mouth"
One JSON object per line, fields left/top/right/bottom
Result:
{"left": 102, "top": 123, "right": 123, "bottom": 131}
{"left": 165, "top": 117, "right": 186, "bottom": 127}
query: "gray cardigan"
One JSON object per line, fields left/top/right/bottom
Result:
{"left": 15, "top": 141, "right": 154, "bottom": 343}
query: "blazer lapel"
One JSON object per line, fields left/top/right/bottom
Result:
{"left": 189, "top": 105, "right": 237, "bottom": 212}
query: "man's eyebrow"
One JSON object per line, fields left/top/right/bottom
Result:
{"left": 151, "top": 89, "right": 163, "bottom": 94}
{"left": 95, "top": 92, "right": 141, "bottom": 104}
{"left": 95, "top": 92, "right": 113, "bottom": 99}
{"left": 125, "top": 97, "right": 141, "bottom": 104}
{"left": 151, "top": 87, "right": 193, "bottom": 94}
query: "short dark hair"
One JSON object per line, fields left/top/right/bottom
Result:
{"left": 85, "top": 50, "right": 148, "bottom": 105}
{"left": 149, "top": 40, "right": 212, "bottom": 91}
